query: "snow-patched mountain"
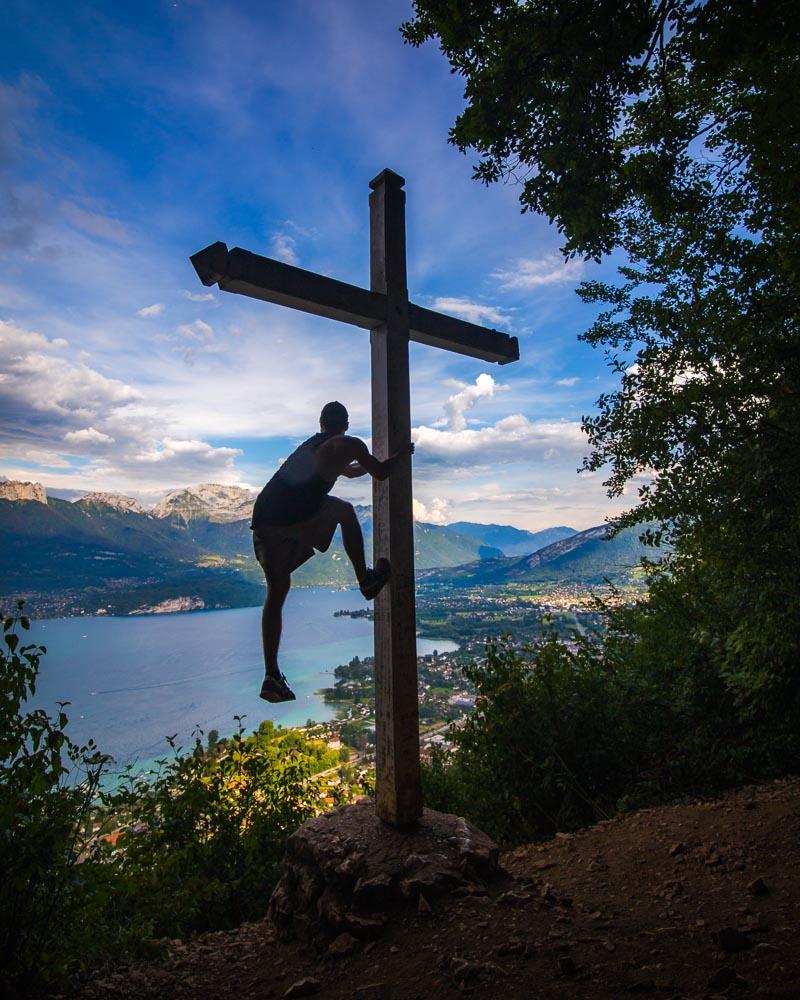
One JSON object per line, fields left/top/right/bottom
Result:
{"left": 77, "top": 492, "right": 147, "bottom": 515}
{"left": 151, "top": 483, "right": 256, "bottom": 523}
{"left": 0, "top": 480, "right": 47, "bottom": 504}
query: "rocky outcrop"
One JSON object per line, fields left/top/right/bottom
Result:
{"left": 151, "top": 483, "right": 255, "bottom": 523}
{"left": 78, "top": 492, "right": 146, "bottom": 515}
{"left": 0, "top": 480, "right": 47, "bottom": 503}
{"left": 268, "top": 800, "right": 500, "bottom": 945}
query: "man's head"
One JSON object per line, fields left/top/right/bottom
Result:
{"left": 320, "top": 400, "right": 349, "bottom": 434}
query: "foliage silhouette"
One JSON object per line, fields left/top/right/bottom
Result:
{"left": 0, "top": 609, "right": 335, "bottom": 995}
{"left": 404, "top": 0, "right": 800, "bottom": 718}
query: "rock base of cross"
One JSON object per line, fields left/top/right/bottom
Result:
{"left": 268, "top": 800, "right": 500, "bottom": 947}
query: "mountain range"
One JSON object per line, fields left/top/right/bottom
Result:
{"left": 0, "top": 479, "right": 660, "bottom": 617}
{"left": 447, "top": 521, "right": 576, "bottom": 557}
{"left": 421, "top": 522, "right": 668, "bottom": 588}
{"left": 1, "top": 481, "right": 534, "bottom": 615}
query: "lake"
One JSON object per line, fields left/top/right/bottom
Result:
{"left": 26, "top": 588, "right": 457, "bottom": 774}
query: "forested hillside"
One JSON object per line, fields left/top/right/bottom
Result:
{"left": 448, "top": 521, "right": 576, "bottom": 557}
{"left": 422, "top": 523, "right": 666, "bottom": 587}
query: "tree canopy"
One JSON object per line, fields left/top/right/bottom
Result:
{"left": 403, "top": 0, "right": 800, "bottom": 707}
{"left": 403, "top": 1, "right": 799, "bottom": 256}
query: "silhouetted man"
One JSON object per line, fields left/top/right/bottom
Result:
{"left": 251, "top": 401, "right": 414, "bottom": 702}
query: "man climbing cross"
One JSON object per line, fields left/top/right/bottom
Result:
{"left": 251, "top": 400, "right": 414, "bottom": 703}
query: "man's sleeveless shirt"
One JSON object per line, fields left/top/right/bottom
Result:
{"left": 251, "top": 432, "right": 338, "bottom": 528}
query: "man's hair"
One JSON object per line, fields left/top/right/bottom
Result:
{"left": 320, "top": 400, "right": 349, "bottom": 431}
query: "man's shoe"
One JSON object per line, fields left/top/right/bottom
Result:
{"left": 360, "top": 558, "right": 391, "bottom": 600}
{"left": 260, "top": 672, "right": 296, "bottom": 703}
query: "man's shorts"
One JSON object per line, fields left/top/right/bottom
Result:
{"left": 252, "top": 495, "right": 348, "bottom": 579}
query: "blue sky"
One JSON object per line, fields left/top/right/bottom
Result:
{"left": 0, "top": 0, "right": 635, "bottom": 531}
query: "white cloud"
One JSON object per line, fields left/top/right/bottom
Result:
{"left": 439, "top": 373, "right": 508, "bottom": 432}
{"left": 493, "top": 254, "right": 584, "bottom": 290}
{"left": 413, "top": 496, "right": 450, "bottom": 524}
{"left": 414, "top": 414, "right": 585, "bottom": 465}
{"left": 175, "top": 319, "right": 216, "bottom": 364}
{"left": 431, "top": 297, "right": 512, "bottom": 328}
{"left": 557, "top": 376, "right": 580, "bottom": 387}
{"left": 137, "top": 303, "right": 164, "bottom": 318}
{"left": 134, "top": 436, "right": 240, "bottom": 466}
{"left": 64, "top": 426, "right": 114, "bottom": 447}
{"left": 408, "top": 374, "right": 587, "bottom": 475}
{"left": 182, "top": 290, "right": 215, "bottom": 302}
{"left": 0, "top": 321, "right": 140, "bottom": 436}
{"left": 271, "top": 231, "right": 299, "bottom": 265}
{"left": 0, "top": 319, "right": 244, "bottom": 492}
{"left": 176, "top": 319, "right": 213, "bottom": 341}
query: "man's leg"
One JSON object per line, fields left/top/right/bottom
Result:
{"left": 335, "top": 500, "right": 390, "bottom": 599}
{"left": 262, "top": 571, "right": 291, "bottom": 676}
{"left": 338, "top": 502, "right": 368, "bottom": 583}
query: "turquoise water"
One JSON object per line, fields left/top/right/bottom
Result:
{"left": 26, "top": 589, "right": 456, "bottom": 772}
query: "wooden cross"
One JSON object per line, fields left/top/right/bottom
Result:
{"left": 190, "top": 169, "right": 519, "bottom": 827}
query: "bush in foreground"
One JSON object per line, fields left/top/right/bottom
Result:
{"left": 423, "top": 610, "right": 800, "bottom": 848}
{"left": 0, "top": 605, "right": 325, "bottom": 997}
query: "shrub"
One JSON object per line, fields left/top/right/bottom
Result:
{"left": 423, "top": 633, "right": 648, "bottom": 845}
{"left": 0, "top": 603, "right": 111, "bottom": 995}
{"left": 0, "top": 603, "right": 331, "bottom": 995}
{"left": 423, "top": 612, "right": 800, "bottom": 848}
{"left": 101, "top": 720, "right": 322, "bottom": 938}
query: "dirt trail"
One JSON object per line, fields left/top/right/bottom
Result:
{"left": 75, "top": 777, "right": 800, "bottom": 999}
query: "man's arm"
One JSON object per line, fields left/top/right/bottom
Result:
{"left": 347, "top": 438, "right": 414, "bottom": 481}
{"left": 316, "top": 435, "right": 414, "bottom": 482}
{"left": 340, "top": 462, "right": 369, "bottom": 479}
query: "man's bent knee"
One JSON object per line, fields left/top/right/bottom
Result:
{"left": 332, "top": 498, "right": 356, "bottom": 524}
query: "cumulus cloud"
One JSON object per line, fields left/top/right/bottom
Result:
{"left": 557, "top": 376, "right": 580, "bottom": 387}
{"left": 493, "top": 254, "right": 584, "bottom": 290}
{"left": 134, "top": 436, "right": 240, "bottom": 466}
{"left": 431, "top": 297, "right": 512, "bottom": 328}
{"left": 414, "top": 414, "right": 585, "bottom": 464}
{"left": 438, "top": 373, "right": 508, "bottom": 432}
{"left": 413, "top": 496, "right": 450, "bottom": 524}
{"left": 137, "top": 303, "right": 164, "bottom": 318}
{"left": 0, "top": 321, "right": 140, "bottom": 440}
{"left": 411, "top": 373, "right": 586, "bottom": 469}
{"left": 0, "top": 319, "right": 243, "bottom": 492}
{"left": 182, "top": 290, "right": 215, "bottom": 302}
{"left": 64, "top": 426, "right": 115, "bottom": 447}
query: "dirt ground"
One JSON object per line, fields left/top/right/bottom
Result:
{"left": 73, "top": 776, "right": 800, "bottom": 1000}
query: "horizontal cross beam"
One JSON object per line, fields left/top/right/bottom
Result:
{"left": 190, "top": 241, "right": 519, "bottom": 366}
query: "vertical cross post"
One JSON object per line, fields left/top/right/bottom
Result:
{"left": 369, "top": 169, "right": 422, "bottom": 827}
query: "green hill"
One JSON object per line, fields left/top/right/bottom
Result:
{"left": 0, "top": 497, "right": 202, "bottom": 590}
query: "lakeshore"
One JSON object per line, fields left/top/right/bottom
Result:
{"left": 26, "top": 590, "right": 456, "bottom": 774}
